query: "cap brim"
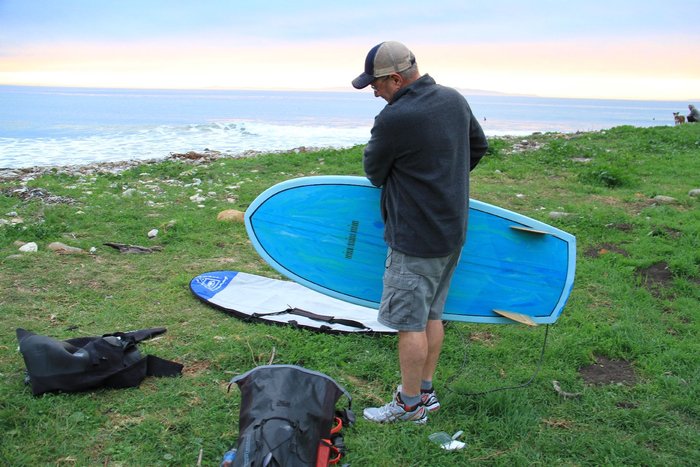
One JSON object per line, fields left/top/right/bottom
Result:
{"left": 352, "top": 73, "right": 374, "bottom": 89}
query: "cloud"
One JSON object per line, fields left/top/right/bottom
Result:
{"left": 1, "top": 1, "right": 698, "bottom": 99}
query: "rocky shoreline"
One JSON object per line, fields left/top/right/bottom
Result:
{"left": 0, "top": 144, "right": 337, "bottom": 184}
{"left": 0, "top": 134, "right": 553, "bottom": 184}
{"left": 0, "top": 149, "right": 263, "bottom": 184}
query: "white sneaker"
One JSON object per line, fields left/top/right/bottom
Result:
{"left": 363, "top": 388, "right": 427, "bottom": 424}
{"left": 421, "top": 389, "right": 440, "bottom": 412}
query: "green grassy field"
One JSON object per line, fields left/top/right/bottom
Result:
{"left": 1, "top": 124, "right": 699, "bottom": 466}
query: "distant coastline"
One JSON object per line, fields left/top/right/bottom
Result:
{"left": 3, "top": 83, "right": 697, "bottom": 102}
{"left": 0, "top": 86, "right": 691, "bottom": 170}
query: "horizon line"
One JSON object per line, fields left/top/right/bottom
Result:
{"left": 1, "top": 83, "right": 697, "bottom": 103}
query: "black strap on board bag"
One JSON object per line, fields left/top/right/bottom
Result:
{"left": 227, "top": 364, "right": 354, "bottom": 466}
{"left": 16, "top": 327, "right": 183, "bottom": 396}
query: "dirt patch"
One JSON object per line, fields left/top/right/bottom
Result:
{"left": 579, "top": 355, "right": 636, "bottom": 386}
{"left": 542, "top": 418, "right": 574, "bottom": 429}
{"left": 648, "top": 227, "right": 682, "bottom": 239}
{"left": 584, "top": 243, "right": 630, "bottom": 258}
{"left": 107, "top": 412, "right": 146, "bottom": 430}
{"left": 608, "top": 223, "right": 635, "bottom": 232}
{"left": 469, "top": 331, "right": 497, "bottom": 346}
{"left": 342, "top": 374, "right": 386, "bottom": 403}
{"left": 182, "top": 360, "right": 211, "bottom": 377}
{"left": 637, "top": 261, "right": 673, "bottom": 296}
{"left": 624, "top": 194, "right": 665, "bottom": 214}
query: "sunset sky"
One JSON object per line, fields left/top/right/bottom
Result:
{"left": 1, "top": 0, "right": 698, "bottom": 100}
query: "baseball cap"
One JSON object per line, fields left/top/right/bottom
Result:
{"left": 352, "top": 41, "right": 415, "bottom": 89}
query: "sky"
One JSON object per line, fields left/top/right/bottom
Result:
{"left": 1, "top": 0, "right": 698, "bottom": 101}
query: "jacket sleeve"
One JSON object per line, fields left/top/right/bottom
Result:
{"left": 363, "top": 117, "right": 394, "bottom": 187}
{"left": 468, "top": 113, "right": 488, "bottom": 171}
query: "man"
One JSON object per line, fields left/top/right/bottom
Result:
{"left": 352, "top": 41, "right": 488, "bottom": 424}
{"left": 688, "top": 104, "right": 700, "bottom": 123}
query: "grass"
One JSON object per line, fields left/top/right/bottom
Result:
{"left": 1, "top": 124, "right": 699, "bottom": 465}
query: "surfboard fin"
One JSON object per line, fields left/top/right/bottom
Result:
{"left": 493, "top": 309, "right": 538, "bottom": 326}
{"left": 509, "top": 225, "right": 548, "bottom": 235}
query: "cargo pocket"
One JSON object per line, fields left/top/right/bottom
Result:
{"left": 380, "top": 271, "right": 420, "bottom": 325}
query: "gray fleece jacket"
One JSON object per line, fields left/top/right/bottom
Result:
{"left": 363, "top": 74, "right": 488, "bottom": 257}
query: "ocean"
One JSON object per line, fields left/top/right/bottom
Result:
{"left": 0, "top": 85, "right": 688, "bottom": 169}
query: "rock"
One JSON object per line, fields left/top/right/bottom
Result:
{"left": 653, "top": 195, "right": 677, "bottom": 204}
{"left": 48, "top": 242, "right": 85, "bottom": 254}
{"left": 104, "top": 242, "right": 162, "bottom": 254}
{"left": 217, "top": 209, "right": 245, "bottom": 223}
{"left": 147, "top": 229, "right": 159, "bottom": 238}
{"left": 19, "top": 242, "right": 38, "bottom": 252}
{"left": 122, "top": 188, "right": 137, "bottom": 197}
{"left": 689, "top": 188, "right": 700, "bottom": 197}
{"left": 190, "top": 194, "right": 206, "bottom": 203}
{"left": 89, "top": 247, "right": 98, "bottom": 254}
{"left": 0, "top": 169, "right": 22, "bottom": 180}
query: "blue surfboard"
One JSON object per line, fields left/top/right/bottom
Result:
{"left": 245, "top": 176, "right": 576, "bottom": 324}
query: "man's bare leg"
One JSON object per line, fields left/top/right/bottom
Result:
{"left": 398, "top": 330, "right": 428, "bottom": 397}
{"left": 422, "top": 319, "right": 444, "bottom": 383}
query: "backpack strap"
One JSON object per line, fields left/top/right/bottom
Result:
{"left": 64, "top": 327, "right": 167, "bottom": 347}
{"left": 316, "top": 438, "right": 341, "bottom": 466}
{"left": 111, "top": 327, "right": 168, "bottom": 343}
{"left": 145, "top": 355, "right": 184, "bottom": 377}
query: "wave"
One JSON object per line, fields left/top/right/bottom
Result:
{"left": 0, "top": 121, "right": 373, "bottom": 169}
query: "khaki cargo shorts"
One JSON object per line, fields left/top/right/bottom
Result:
{"left": 377, "top": 247, "right": 461, "bottom": 332}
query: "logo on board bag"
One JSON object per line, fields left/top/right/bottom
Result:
{"left": 196, "top": 275, "right": 230, "bottom": 292}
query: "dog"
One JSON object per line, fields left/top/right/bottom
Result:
{"left": 673, "top": 112, "right": 686, "bottom": 125}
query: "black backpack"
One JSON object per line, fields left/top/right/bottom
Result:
{"left": 16, "top": 327, "right": 183, "bottom": 396}
{"left": 228, "top": 364, "right": 353, "bottom": 466}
